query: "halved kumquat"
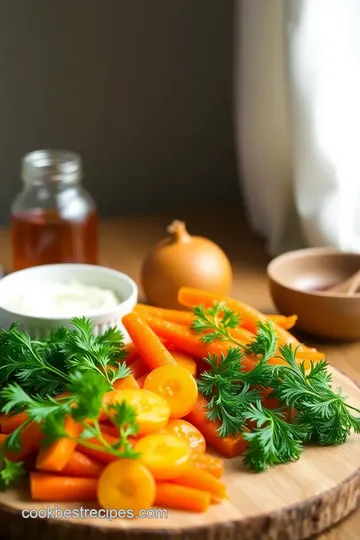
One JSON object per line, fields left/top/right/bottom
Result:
{"left": 143, "top": 365, "right": 198, "bottom": 418}
{"left": 107, "top": 389, "right": 170, "bottom": 435}
{"left": 134, "top": 433, "right": 190, "bottom": 479}
{"left": 164, "top": 419, "right": 206, "bottom": 453}
{"left": 97, "top": 459, "right": 156, "bottom": 514}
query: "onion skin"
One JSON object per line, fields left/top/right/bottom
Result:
{"left": 141, "top": 220, "right": 233, "bottom": 309}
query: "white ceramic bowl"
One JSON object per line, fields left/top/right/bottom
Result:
{"left": 0, "top": 264, "right": 138, "bottom": 340}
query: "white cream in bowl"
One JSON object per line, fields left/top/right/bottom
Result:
{"left": 0, "top": 264, "right": 138, "bottom": 339}
{"left": 3, "top": 280, "right": 120, "bottom": 318}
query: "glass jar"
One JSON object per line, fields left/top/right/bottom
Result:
{"left": 11, "top": 150, "right": 98, "bottom": 271}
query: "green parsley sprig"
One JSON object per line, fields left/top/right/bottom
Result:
{"left": 0, "top": 317, "right": 130, "bottom": 401}
{"left": 193, "top": 302, "right": 360, "bottom": 472}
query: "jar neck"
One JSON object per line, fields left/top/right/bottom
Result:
{"left": 21, "top": 150, "right": 83, "bottom": 187}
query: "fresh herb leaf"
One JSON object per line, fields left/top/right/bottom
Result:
{"left": 0, "top": 459, "right": 25, "bottom": 491}
{"left": 191, "top": 303, "right": 241, "bottom": 343}
{"left": 107, "top": 401, "right": 140, "bottom": 457}
{"left": 68, "top": 370, "right": 111, "bottom": 422}
{"left": 242, "top": 401, "right": 307, "bottom": 472}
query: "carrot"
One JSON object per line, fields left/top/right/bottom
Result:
{"left": 36, "top": 417, "right": 81, "bottom": 472}
{"left": 129, "top": 358, "right": 149, "bottom": 379}
{"left": 0, "top": 433, "right": 7, "bottom": 446}
{"left": 113, "top": 375, "right": 140, "bottom": 390}
{"left": 155, "top": 482, "right": 211, "bottom": 512}
{"left": 134, "top": 304, "right": 195, "bottom": 326}
{"left": 185, "top": 395, "right": 247, "bottom": 458}
{"left": 6, "top": 421, "right": 44, "bottom": 461}
{"left": 124, "top": 343, "right": 139, "bottom": 365}
{"left": 145, "top": 316, "right": 256, "bottom": 372}
{"left": 190, "top": 452, "right": 223, "bottom": 478}
{"left": 267, "top": 314, "right": 298, "bottom": 330}
{"left": 61, "top": 451, "right": 104, "bottom": 478}
{"left": 122, "top": 312, "right": 177, "bottom": 370}
{"left": 30, "top": 472, "right": 98, "bottom": 501}
{"left": 164, "top": 419, "right": 206, "bottom": 453}
{"left": 0, "top": 412, "right": 28, "bottom": 434}
{"left": 172, "top": 463, "right": 227, "bottom": 499}
{"left": 178, "top": 287, "right": 300, "bottom": 346}
{"left": 295, "top": 350, "right": 325, "bottom": 361}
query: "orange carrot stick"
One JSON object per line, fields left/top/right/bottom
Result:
{"left": 113, "top": 375, "right": 140, "bottom": 390}
{"left": 0, "top": 412, "right": 28, "bottom": 434}
{"left": 171, "top": 463, "right": 227, "bottom": 499}
{"left": 178, "top": 287, "right": 300, "bottom": 346}
{"left": 0, "top": 433, "right": 7, "bottom": 446}
{"left": 266, "top": 314, "right": 298, "bottom": 330}
{"left": 134, "top": 304, "right": 195, "bottom": 326}
{"left": 36, "top": 417, "right": 81, "bottom": 472}
{"left": 124, "top": 343, "right": 139, "bottom": 365}
{"left": 155, "top": 482, "right": 210, "bottom": 512}
{"left": 6, "top": 422, "right": 44, "bottom": 461}
{"left": 190, "top": 452, "right": 224, "bottom": 478}
{"left": 129, "top": 358, "right": 149, "bottom": 379}
{"left": 185, "top": 395, "right": 247, "bottom": 458}
{"left": 122, "top": 312, "right": 177, "bottom": 370}
{"left": 145, "top": 316, "right": 256, "bottom": 372}
{"left": 61, "top": 450, "right": 104, "bottom": 478}
{"left": 30, "top": 472, "right": 98, "bottom": 501}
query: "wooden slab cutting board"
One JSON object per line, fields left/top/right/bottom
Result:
{"left": 1, "top": 366, "right": 360, "bottom": 540}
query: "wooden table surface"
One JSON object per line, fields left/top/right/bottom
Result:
{"left": 1, "top": 207, "right": 359, "bottom": 540}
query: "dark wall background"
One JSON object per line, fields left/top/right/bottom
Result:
{"left": 0, "top": 0, "right": 239, "bottom": 225}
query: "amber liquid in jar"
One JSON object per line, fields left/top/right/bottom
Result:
{"left": 11, "top": 150, "right": 99, "bottom": 271}
{"left": 11, "top": 210, "right": 98, "bottom": 271}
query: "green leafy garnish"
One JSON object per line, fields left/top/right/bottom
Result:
{"left": 0, "top": 318, "right": 136, "bottom": 488}
{"left": 193, "top": 302, "right": 360, "bottom": 472}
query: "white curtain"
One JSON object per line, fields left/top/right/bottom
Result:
{"left": 234, "top": 0, "right": 360, "bottom": 255}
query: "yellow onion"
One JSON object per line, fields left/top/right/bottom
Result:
{"left": 141, "top": 220, "right": 233, "bottom": 309}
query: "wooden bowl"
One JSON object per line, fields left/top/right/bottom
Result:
{"left": 267, "top": 248, "right": 360, "bottom": 340}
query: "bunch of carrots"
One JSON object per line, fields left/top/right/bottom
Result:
{"left": 0, "top": 287, "right": 324, "bottom": 515}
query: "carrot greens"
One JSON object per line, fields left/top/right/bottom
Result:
{"left": 193, "top": 303, "right": 360, "bottom": 472}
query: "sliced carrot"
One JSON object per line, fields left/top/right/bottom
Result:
{"left": 178, "top": 287, "right": 300, "bottom": 347}
{"left": 6, "top": 422, "right": 44, "bottom": 461}
{"left": 107, "top": 389, "right": 170, "bottom": 435}
{"left": 267, "top": 314, "right": 298, "bottom": 330}
{"left": 113, "top": 375, "right": 140, "bottom": 390}
{"left": 61, "top": 451, "right": 104, "bottom": 478}
{"left": 185, "top": 395, "right": 247, "bottom": 458}
{"left": 164, "top": 419, "right": 206, "bottom": 453}
{"left": 134, "top": 304, "right": 195, "bottom": 326}
{"left": 172, "top": 463, "right": 227, "bottom": 499}
{"left": 30, "top": 472, "right": 98, "bottom": 501}
{"left": 98, "top": 460, "right": 156, "bottom": 514}
{"left": 190, "top": 452, "right": 223, "bottom": 478}
{"left": 155, "top": 482, "right": 211, "bottom": 513}
{"left": 171, "top": 351, "right": 197, "bottom": 376}
{"left": 143, "top": 365, "right": 198, "bottom": 419}
{"left": 0, "top": 412, "right": 28, "bottom": 434}
{"left": 36, "top": 416, "right": 81, "bottom": 472}
{"left": 129, "top": 358, "right": 149, "bottom": 379}
{"left": 135, "top": 434, "right": 190, "bottom": 480}
{"left": 145, "top": 316, "right": 256, "bottom": 371}
{"left": 122, "top": 312, "right": 177, "bottom": 370}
